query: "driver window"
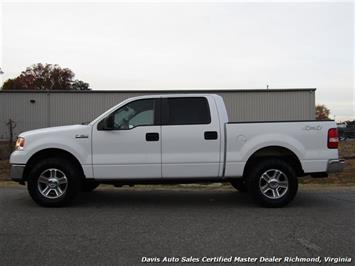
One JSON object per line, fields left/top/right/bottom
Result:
{"left": 111, "top": 99, "right": 155, "bottom": 129}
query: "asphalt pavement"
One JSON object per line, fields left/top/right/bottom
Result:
{"left": 0, "top": 185, "right": 354, "bottom": 265}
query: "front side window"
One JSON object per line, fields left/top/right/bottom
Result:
{"left": 166, "top": 97, "right": 211, "bottom": 125}
{"left": 110, "top": 99, "right": 155, "bottom": 129}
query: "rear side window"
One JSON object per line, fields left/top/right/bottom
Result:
{"left": 165, "top": 97, "right": 211, "bottom": 125}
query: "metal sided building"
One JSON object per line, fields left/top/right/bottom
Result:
{"left": 0, "top": 89, "right": 316, "bottom": 140}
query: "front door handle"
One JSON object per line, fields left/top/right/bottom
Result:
{"left": 146, "top": 132, "right": 159, "bottom": 142}
{"left": 204, "top": 131, "right": 218, "bottom": 140}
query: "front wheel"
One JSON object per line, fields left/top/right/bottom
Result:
{"left": 27, "top": 158, "right": 81, "bottom": 207}
{"left": 247, "top": 159, "right": 298, "bottom": 207}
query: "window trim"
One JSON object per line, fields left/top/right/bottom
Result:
{"left": 97, "top": 98, "right": 161, "bottom": 131}
{"left": 162, "top": 97, "right": 211, "bottom": 126}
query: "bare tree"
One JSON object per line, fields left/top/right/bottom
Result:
{"left": 316, "top": 104, "right": 330, "bottom": 120}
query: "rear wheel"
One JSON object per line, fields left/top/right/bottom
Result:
{"left": 230, "top": 179, "right": 248, "bottom": 192}
{"left": 27, "top": 158, "right": 81, "bottom": 207}
{"left": 247, "top": 159, "right": 298, "bottom": 207}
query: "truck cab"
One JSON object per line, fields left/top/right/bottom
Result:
{"left": 91, "top": 95, "right": 227, "bottom": 180}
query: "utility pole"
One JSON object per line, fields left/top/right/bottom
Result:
{"left": 0, "top": 68, "right": 4, "bottom": 89}
{"left": 6, "top": 119, "right": 16, "bottom": 148}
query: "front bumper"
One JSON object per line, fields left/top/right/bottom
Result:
{"left": 327, "top": 159, "right": 345, "bottom": 173}
{"left": 10, "top": 164, "right": 25, "bottom": 181}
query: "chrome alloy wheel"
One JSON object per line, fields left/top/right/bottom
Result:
{"left": 259, "top": 169, "right": 289, "bottom": 199}
{"left": 37, "top": 168, "right": 68, "bottom": 199}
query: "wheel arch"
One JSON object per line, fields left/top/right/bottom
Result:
{"left": 23, "top": 148, "right": 85, "bottom": 181}
{"left": 243, "top": 146, "right": 304, "bottom": 178}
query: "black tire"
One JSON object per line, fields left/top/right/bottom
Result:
{"left": 27, "top": 157, "right": 82, "bottom": 207}
{"left": 247, "top": 158, "right": 298, "bottom": 208}
{"left": 82, "top": 180, "right": 100, "bottom": 192}
{"left": 230, "top": 179, "right": 248, "bottom": 193}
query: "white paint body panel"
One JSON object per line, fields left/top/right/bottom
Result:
{"left": 10, "top": 125, "right": 94, "bottom": 177}
{"left": 9, "top": 94, "right": 339, "bottom": 181}
{"left": 92, "top": 126, "right": 161, "bottom": 179}
{"left": 224, "top": 121, "right": 338, "bottom": 177}
{"left": 161, "top": 125, "right": 220, "bottom": 178}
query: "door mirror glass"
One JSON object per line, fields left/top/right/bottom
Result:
{"left": 105, "top": 115, "right": 114, "bottom": 129}
{"left": 98, "top": 115, "right": 114, "bottom": 130}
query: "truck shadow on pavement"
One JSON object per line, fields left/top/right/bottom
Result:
{"left": 76, "top": 189, "right": 254, "bottom": 208}
{"left": 72, "top": 188, "right": 332, "bottom": 209}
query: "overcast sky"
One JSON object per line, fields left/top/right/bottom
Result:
{"left": 1, "top": 1, "right": 354, "bottom": 121}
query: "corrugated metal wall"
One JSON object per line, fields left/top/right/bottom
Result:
{"left": 0, "top": 89, "right": 315, "bottom": 140}
{"left": 0, "top": 93, "right": 48, "bottom": 140}
{"left": 221, "top": 90, "right": 315, "bottom": 121}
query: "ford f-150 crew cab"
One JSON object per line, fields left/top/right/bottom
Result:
{"left": 10, "top": 94, "right": 344, "bottom": 207}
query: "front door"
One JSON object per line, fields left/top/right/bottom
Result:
{"left": 92, "top": 98, "right": 161, "bottom": 179}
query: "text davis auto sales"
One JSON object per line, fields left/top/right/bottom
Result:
{"left": 141, "top": 256, "right": 352, "bottom": 264}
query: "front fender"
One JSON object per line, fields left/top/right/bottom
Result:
{"left": 10, "top": 136, "right": 91, "bottom": 165}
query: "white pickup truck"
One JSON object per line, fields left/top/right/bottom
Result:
{"left": 10, "top": 94, "right": 344, "bottom": 207}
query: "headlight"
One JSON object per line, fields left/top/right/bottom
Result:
{"left": 15, "top": 137, "right": 25, "bottom": 150}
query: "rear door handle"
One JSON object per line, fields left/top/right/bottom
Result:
{"left": 146, "top": 132, "right": 159, "bottom": 142}
{"left": 204, "top": 131, "right": 218, "bottom": 140}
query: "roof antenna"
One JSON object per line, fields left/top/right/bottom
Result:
{"left": 266, "top": 84, "right": 269, "bottom": 90}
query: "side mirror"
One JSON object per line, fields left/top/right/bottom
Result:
{"left": 97, "top": 115, "right": 114, "bottom": 130}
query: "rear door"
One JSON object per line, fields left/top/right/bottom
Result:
{"left": 161, "top": 96, "right": 221, "bottom": 178}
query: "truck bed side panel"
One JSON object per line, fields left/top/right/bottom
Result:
{"left": 224, "top": 121, "right": 338, "bottom": 177}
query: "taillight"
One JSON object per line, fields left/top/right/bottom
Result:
{"left": 328, "top": 128, "right": 339, "bottom": 149}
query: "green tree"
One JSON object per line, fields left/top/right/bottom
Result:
{"left": 71, "top": 80, "right": 90, "bottom": 91}
{"left": 316, "top": 104, "right": 330, "bottom": 120}
{"left": 1, "top": 63, "right": 90, "bottom": 91}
